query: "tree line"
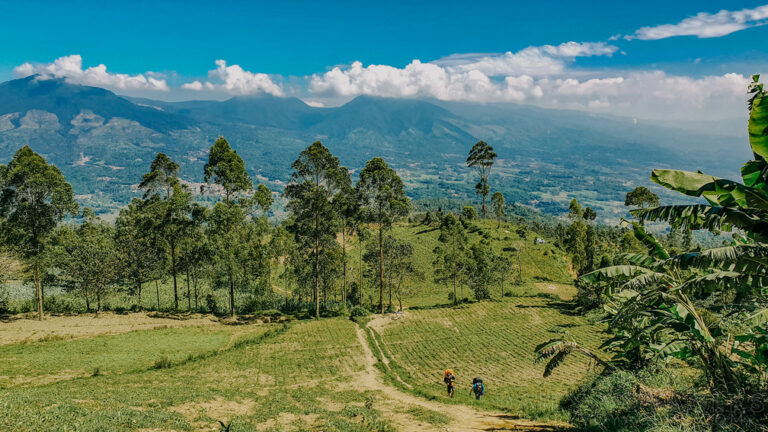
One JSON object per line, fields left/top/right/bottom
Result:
{"left": 0, "top": 136, "right": 514, "bottom": 320}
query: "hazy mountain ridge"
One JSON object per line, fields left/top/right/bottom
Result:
{"left": 0, "top": 76, "right": 748, "bottom": 217}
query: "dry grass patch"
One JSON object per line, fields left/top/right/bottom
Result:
{"left": 0, "top": 312, "right": 218, "bottom": 345}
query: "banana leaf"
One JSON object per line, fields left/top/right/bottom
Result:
{"left": 650, "top": 169, "right": 768, "bottom": 211}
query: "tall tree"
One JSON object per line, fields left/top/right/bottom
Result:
{"left": 433, "top": 213, "right": 469, "bottom": 305}
{"left": 284, "top": 141, "right": 347, "bottom": 318}
{"left": 204, "top": 136, "right": 252, "bottom": 204}
{"left": 0, "top": 146, "right": 78, "bottom": 320}
{"left": 56, "top": 210, "right": 120, "bottom": 312}
{"left": 335, "top": 178, "right": 359, "bottom": 306}
{"left": 466, "top": 141, "right": 497, "bottom": 218}
{"left": 253, "top": 183, "right": 274, "bottom": 217}
{"left": 203, "top": 137, "right": 254, "bottom": 316}
{"left": 138, "top": 153, "right": 180, "bottom": 199}
{"left": 491, "top": 191, "right": 505, "bottom": 227}
{"left": 356, "top": 157, "right": 410, "bottom": 313}
{"left": 468, "top": 239, "right": 496, "bottom": 300}
{"left": 115, "top": 199, "right": 164, "bottom": 308}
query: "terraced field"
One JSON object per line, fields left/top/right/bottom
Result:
{"left": 373, "top": 297, "right": 605, "bottom": 419}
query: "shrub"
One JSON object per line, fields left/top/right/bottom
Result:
{"left": 349, "top": 305, "right": 370, "bottom": 318}
{"left": 461, "top": 206, "right": 478, "bottom": 220}
{"left": 562, "top": 371, "right": 652, "bottom": 431}
{"left": 205, "top": 294, "right": 218, "bottom": 315}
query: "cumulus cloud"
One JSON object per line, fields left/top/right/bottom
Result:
{"left": 13, "top": 55, "right": 169, "bottom": 91}
{"left": 434, "top": 41, "right": 617, "bottom": 76}
{"left": 181, "top": 60, "right": 284, "bottom": 96}
{"left": 538, "top": 72, "right": 749, "bottom": 120}
{"left": 627, "top": 4, "right": 768, "bottom": 40}
{"left": 308, "top": 42, "right": 619, "bottom": 102}
{"left": 309, "top": 59, "right": 544, "bottom": 102}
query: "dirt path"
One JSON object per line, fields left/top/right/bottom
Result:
{"left": 353, "top": 318, "right": 570, "bottom": 431}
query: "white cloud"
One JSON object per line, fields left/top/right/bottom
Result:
{"left": 434, "top": 42, "right": 617, "bottom": 76}
{"left": 627, "top": 4, "right": 768, "bottom": 40}
{"left": 13, "top": 55, "right": 169, "bottom": 91}
{"left": 181, "top": 60, "right": 284, "bottom": 96}
{"left": 309, "top": 59, "right": 544, "bottom": 103}
{"left": 541, "top": 41, "right": 619, "bottom": 57}
{"left": 538, "top": 72, "right": 749, "bottom": 120}
{"left": 308, "top": 42, "right": 618, "bottom": 102}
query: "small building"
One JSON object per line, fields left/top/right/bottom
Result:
{"left": 534, "top": 237, "right": 546, "bottom": 245}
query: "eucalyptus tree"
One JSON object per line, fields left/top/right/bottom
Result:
{"left": 467, "top": 141, "right": 497, "bottom": 218}
{"left": 491, "top": 191, "right": 505, "bottom": 227}
{"left": 433, "top": 213, "right": 469, "bottom": 305}
{"left": 335, "top": 177, "right": 358, "bottom": 305}
{"left": 204, "top": 137, "right": 252, "bottom": 205}
{"left": 356, "top": 157, "right": 410, "bottom": 313}
{"left": 115, "top": 198, "right": 164, "bottom": 308}
{"left": 139, "top": 152, "right": 193, "bottom": 310}
{"left": 56, "top": 209, "right": 120, "bottom": 312}
{"left": 203, "top": 137, "right": 254, "bottom": 316}
{"left": 284, "top": 141, "right": 348, "bottom": 318}
{"left": 253, "top": 183, "right": 273, "bottom": 217}
{"left": 0, "top": 146, "right": 78, "bottom": 320}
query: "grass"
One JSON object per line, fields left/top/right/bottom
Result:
{"left": 0, "top": 325, "right": 270, "bottom": 388}
{"left": 374, "top": 297, "right": 605, "bottom": 420}
{"left": 0, "top": 318, "right": 403, "bottom": 431}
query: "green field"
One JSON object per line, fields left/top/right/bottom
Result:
{"left": 372, "top": 298, "right": 604, "bottom": 419}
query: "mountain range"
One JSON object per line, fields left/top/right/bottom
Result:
{"left": 0, "top": 75, "right": 750, "bottom": 218}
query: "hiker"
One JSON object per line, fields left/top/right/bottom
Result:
{"left": 443, "top": 369, "right": 456, "bottom": 398}
{"left": 470, "top": 377, "right": 485, "bottom": 400}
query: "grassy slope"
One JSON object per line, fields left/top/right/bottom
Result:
{"left": 345, "top": 218, "right": 573, "bottom": 308}
{"left": 374, "top": 298, "right": 603, "bottom": 420}
{"left": 0, "top": 319, "right": 405, "bottom": 431}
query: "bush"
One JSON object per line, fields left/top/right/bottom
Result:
{"left": 461, "top": 206, "right": 478, "bottom": 220}
{"left": 562, "top": 371, "right": 652, "bottom": 431}
{"left": 205, "top": 294, "right": 218, "bottom": 315}
{"left": 349, "top": 305, "right": 370, "bottom": 318}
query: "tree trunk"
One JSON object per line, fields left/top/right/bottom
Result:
{"left": 96, "top": 288, "right": 101, "bottom": 312}
{"left": 228, "top": 267, "right": 235, "bottom": 317}
{"left": 193, "top": 273, "right": 199, "bottom": 310}
{"left": 155, "top": 279, "right": 160, "bottom": 310}
{"left": 342, "top": 228, "right": 347, "bottom": 306}
{"left": 379, "top": 225, "right": 384, "bottom": 314}
{"left": 137, "top": 280, "right": 142, "bottom": 309}
{"left": 185, "top": 258, "right": 192, "bottom": 311}
{"left": 453, "top": 272, "right": 458, "bottom": 306}
{"left": 84, "top": 286, "right": 91, "bottom": 312}
{"left": 314, "top": 217, "right": 320, "bottom": 319}
{"left": 34, "top": 263, "right": 43, "bottom": 321}
{"left": 171, "top": 242, "right": 178, "bottom": 310}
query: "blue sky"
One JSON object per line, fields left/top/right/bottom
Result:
{"left": 2, "top": 1, "right": 767, "bottom": 120}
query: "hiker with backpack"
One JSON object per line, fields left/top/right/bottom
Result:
{"left": 470, "top": 377, "right": 485, "bottom": 400}
{"left": 443, "top": 369, "right": 456, "bottom": 398}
